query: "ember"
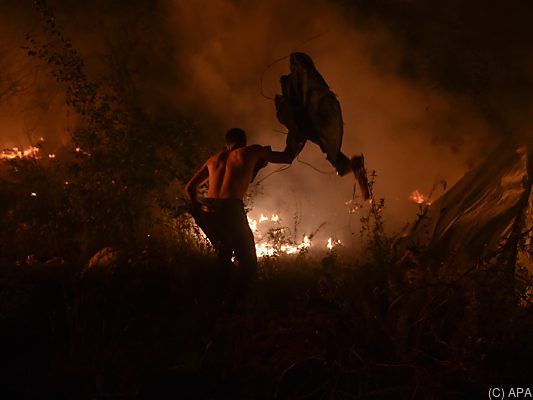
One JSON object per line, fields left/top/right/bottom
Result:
{"left": 345, "top": 199, "right": 361, "bottom": 214}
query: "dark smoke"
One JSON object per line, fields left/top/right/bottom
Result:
{"left": 339, "top": 0, "right": 533, "bottom": 137}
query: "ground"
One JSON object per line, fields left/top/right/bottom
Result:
{"left": 2, "top": 244, "right": 531, "bottom": 399}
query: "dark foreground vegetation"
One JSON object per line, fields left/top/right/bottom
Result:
{"left": 1, "top": 242, "right": 532, "bottom": 399}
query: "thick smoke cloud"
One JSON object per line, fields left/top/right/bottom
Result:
{"left": 1, "top": 0, "right": 529, "bottom": 242}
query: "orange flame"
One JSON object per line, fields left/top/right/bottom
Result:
{"left": 1, "top": 145, "right": 40, "bottom": 160}
{"left": 409, "top": 190, "right": 432, "bottom": 205}
{"left": 247, "top": 212, "right": 340, "bottom": 257}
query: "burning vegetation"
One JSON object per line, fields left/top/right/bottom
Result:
{"left": 1, "top": 144, "right": 40, "bottom": 160}
{"left": 409, "top": 189, "right": 431, "bottom": 205}
{"left": 247, "top": 212, "right": 340, "bottom": 257}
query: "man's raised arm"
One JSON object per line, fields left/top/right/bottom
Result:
{"left": 184, "top": 162, "right": 209, "bottom": 205}
{"left": 265, "top": 149, "right": 294, "bottom": 164}
{"left": 254, "top": 145, "right": 294, "bottom": 164}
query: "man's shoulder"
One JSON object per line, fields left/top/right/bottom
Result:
{"left": 207, "top": 150, "right": 228, "bottom": 163}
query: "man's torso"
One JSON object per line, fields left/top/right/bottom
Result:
{"left": 206, "top": 145, "right": 267, "bottom": 200}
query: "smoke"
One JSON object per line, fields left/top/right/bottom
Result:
{"left": 1, "top": 0, "right": 530, "bottom": 242}
{"left": 0, "top": 1, "right": 70, "bottom": 149}
{"left": 161, "top": 0, "right": 493, "bottom": 238}
{"left": 352, "top": 0, "right": 533, "bottom": 138}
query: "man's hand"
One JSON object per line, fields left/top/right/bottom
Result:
{"left": 184, "top": 162, "right": 209, "bottom": 206}
{"left": 184, "top": 182, "right": 198, "bottom": 205}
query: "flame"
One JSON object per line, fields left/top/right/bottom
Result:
{"left": 194, "top": 210, "right": 340, "bottom": 258}
{"left": 246, "top": 212, "right": 337, "bottom": 257}
{"left": 247, "top": 216, "right": 258, "bottom": 232}
{"left": 1, "top": 145, "right": 40, "bottom": 160}
{"left": 409, "top": 190, "right": 432, "bottom": 205}
{"left": 326, "top": 237, "right": 341, "bottom": 250}
{"left": 258, "top": 213, "right": 280, "bottom": 223}
{"left": 254, "top": 234, "right": 312, "bottom": 257}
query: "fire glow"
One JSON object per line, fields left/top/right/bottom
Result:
{"left": 1, "top": 145, "right": 40, "bottom": 160}
{"left": 409, "top": 189, "right": 432, "bottom": 205}
{"left": 247, "top": 213, "right": 340, "bottom": 257}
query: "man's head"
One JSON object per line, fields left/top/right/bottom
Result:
{"left": 225, "top": 128, "right": 247, "bottom": 149}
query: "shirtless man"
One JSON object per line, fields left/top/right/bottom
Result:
{"left": 184, "top": 128, "right": 291, "bottom": 298}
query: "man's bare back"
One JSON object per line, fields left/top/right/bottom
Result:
{"left": 205, "top": 145, "right": 267, "bottom": 199}
{"left": 185, "top": 144, "right": 290, "bottom": 204}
